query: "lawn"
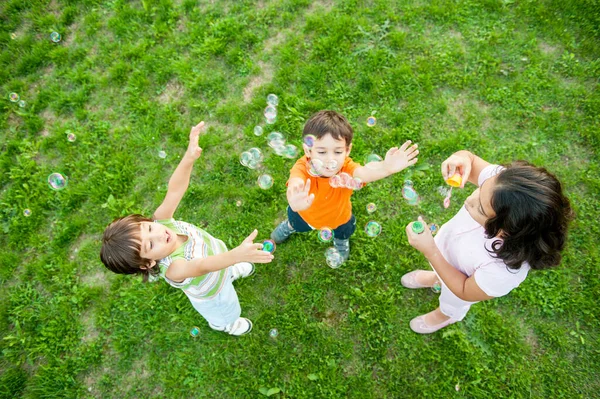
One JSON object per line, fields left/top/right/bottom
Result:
{"left": 1, "top": 0, "right": 599, "bottom": 398}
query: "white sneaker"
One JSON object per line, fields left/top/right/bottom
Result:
{"left": 230, "top": 262, "right": 255, "bottom": 282}
{"left": 210, "top": 317, "right": 253, "bottom": 336}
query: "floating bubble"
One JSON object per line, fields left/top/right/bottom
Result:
{"left": 158, "top": 150, "right": 167, "bottom": 159}
{"left": 239, "top": 151, "right": 252, "bottom": 167}
{"left": 262, "top": 239, "right": 276, "bottom": 253}
{"left": 47, "top": 173, "right": 67, "bottom": 190}
{"left": 267, "top": 132, "right": 285, "bottom": 149}
{"left": 403, "top": 180, "right": 413, "bottom": 187}
{"left": 402, "top": 182, "right": 420, "bottom": 206}
{"left": 325, "top": 159, "right": 338, "bottom": 170}
{"left": 303, "top": 134, "right": 316, "bottom": 148}
{"left": 338, "top": 172, "right": 351, "bottom": 187}
{"left": 348, "top": 177, "right": 363, "bottom": 191}
{"left": 66, "top": 131, "right": 76, "bottom": 142}
{"left": 267, "top": 93, "right": 279, "bottom": 106}
{"left": 365, "top": 153, "right": 383, "bottom": 164}
{"left": 364, "top": 221, "right": 382, "bottom": 237}
{"left": 248, "top": 147, "right": 263, "bottom": 162}
{"left": 307, "top": 159, "right": 324, "bottom": 177}
{"left": 366, "top": 203, "right": 377, "bottom": 214}
{"left": 257, "top": 174, "right": 273, "bottom": 189}
{"left": 253, "top": 126, "right": 263, "bottom": 136}
{"left": 284, "top": 144, "right": 298, "bottom": 159}
{"left": 18, "top": 100, "right": 26, "bottom": 108}
{"left": 236, "top": 200, "right": 243, "bottom": 207}
{"left": 443, "top": 197, "right": 451, "bottom": 209}
{"left": 264, "top": 105, "right": 277, "bottom": 124}
{"left": 50, "top": 32, "right": 61, "bottom": 43}
{"left": 9, "top": 93, "right": 19, "bottom": 102}
{"left": 429, "top": 223, "right": 438, "bottom": 235}
{"left": 23, "top": 208, "right": 32, "bottom": 217}
{"left": 318, "top": 227, "right": 334, "bottom": 243}
{"left": 269, "top": 328, "right": 279, "bottom": 338}
{"left": 431, "top": 282, "right": 441, "bottom": 294}
{"left": 274, "top": 145, "right": 286, "bottom": 156}
{"left": 190, "top": 326, "right": 200, "bottom": 337}
{"left": 325, "top": 247, "right": 343, "bottom": 269}
{"left": 10, "top": 33, "right": 16, "bottom": 40}
{"left": 329, "top": 174, "right": 341, "bottom": 188}
{"left": 247, "top": 159, "right": 260, "bottom": 169}
{"left": 366, "top": 116, "right": 377, "bottom": 127}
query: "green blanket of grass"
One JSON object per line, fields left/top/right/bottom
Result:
{"left": 1, "top": 0, "right": 599, "bottom": 397}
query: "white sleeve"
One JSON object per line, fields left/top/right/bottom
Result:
{"left": 474, "top": 261, "right": 529, "bottom": 297}
{"left": 477, "top": 164, "right": 505, "bottom": 187}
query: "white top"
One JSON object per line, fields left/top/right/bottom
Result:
{"left": 434, "top": 165, "right": 530, "bottom": 297}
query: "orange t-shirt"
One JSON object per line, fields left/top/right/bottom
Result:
{"left": 288, "top": 156, "right": 363, "bottom": 229}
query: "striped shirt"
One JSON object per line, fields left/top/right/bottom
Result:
{"left": 155, "top": 219, "right": 228, "bottom": 300}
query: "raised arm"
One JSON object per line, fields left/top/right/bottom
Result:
{"left": 153, "top": 122, "right": 205, "bottom": 220}
{"left": 440, "top": 150, "right": 491, "bottom": 188}
{"left": 353, "top": 140, "right": 418, "bottom": 183}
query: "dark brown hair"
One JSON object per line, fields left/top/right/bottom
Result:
{"left": 486, "top": 161, "right": 574, "bottom": 270}
{"left": 100, "top": 214, "right": 159, "bottom": 281}
{"left": 303, "top": 110, "right": 353, "bottom": 147}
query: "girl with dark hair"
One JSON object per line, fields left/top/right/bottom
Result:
{"left": 402, "top": 150, "right": 574, "bottom": 334}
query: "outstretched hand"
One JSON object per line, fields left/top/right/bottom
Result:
{"left": 186, "top": 121, "right": 205, "bottom": 160}
{"left": 287, "top": 179, "right": 315, "bottom": 212}
{"left": 383, "top": 140, "right": 419, "bottom": 174}
{"left": 232, "top": 230, "right": 274, "bottom": 264}
{"left": 441, "top": 152, "right": 472, "bottom": 188}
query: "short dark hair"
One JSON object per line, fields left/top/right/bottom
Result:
{"left": 303, "top": 110, "right": 353, "bottom": 147}
{"left": 100, "top": 214, "right": 159, "bottom": 281}
{"left": 486, "top": 161, "right": 574, "bottom": 270}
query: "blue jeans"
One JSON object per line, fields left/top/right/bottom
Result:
{"left": 287, "top": 206, "right": 356, "bottom": 240}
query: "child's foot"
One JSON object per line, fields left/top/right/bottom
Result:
{"left": 401, "top": 270, "right": 439, "bottom": 289}
{"left": 230, "top": 262, "right": 255, "bottom": 282}
{"left": 271, "top": 220, "right": 295, "bottom": 244}
{"left": 409, "top": 308, "right": 457, "bottom": 334}
{"left": 333, "top": 238, "right": 350, "bottom": 262}
{"left": 210, "top": 317, "right": 253, "bottom": 336}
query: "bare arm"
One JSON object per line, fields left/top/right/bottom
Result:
{"left": 154, "top": 122, "right": 204, "bottom": 220}
{"left": 354, "top": 141, "right": 418, "bottom": 183}
{"left": 406, "top": 217, "right": 493, "bottom": 302}
{"left": 165, "top": 230, "right": 273, "bottom": 281}
{"left": 441, "top": 150, "right": 491, "bottom": 188}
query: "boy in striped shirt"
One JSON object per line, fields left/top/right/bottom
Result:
{"left": 100, "top": 122, "right": 273, "bottom": 336}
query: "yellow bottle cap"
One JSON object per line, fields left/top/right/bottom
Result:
{"left": 446, "top": 173, "right": 462, "bottom": 187}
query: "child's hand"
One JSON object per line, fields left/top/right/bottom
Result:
{"left": 406, "top": 216, "right": 437, "bottom": 257}
{"left": 186, "top": 121, "right": 205, "bottom": 160}
{"left": 287, "top": 179, "right": 315, "bottom": 212}
{"left": 441, "top": 152, "right": 471, "bottom": 188}
{"left": 383, "top": 140, "right": 419, "bottom": 174}
{"left": 231, "top": 229, "right": 274, "bottom": 264}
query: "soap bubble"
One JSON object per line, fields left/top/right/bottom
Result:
{"left": 284, "top": 144, "right": 298, "bottom": 159}
{"left": 239, "top": 151, "right": 252, "bottom": 167}
{"left": 402, "top": 181, "right": 420, "bottom": 205}
{"left": 338, "top": 172, "right": 351, "bottom": 187}
{"left": 190, "top": 326, "right": 200, "bottom": 337}
{"left": 431, "top": 282, "right": 441, "bottom": 294}
{"left": 364, "top": 221, "right": 382, "bottom": 237}
{"left": 262, "top": 239, "right": 276, "bottom": 253}
{"left": 48, "top": 173, "right": 67, "bottom": 190}
{"left": 403, "top": 180, "right": 413, "bottom": 187}
{"left": 9, "top": 93, "right": 19, "bottom": 102}
{"left": 257, "top": 174, "right": 273, "bottom": 189}
{"left": 50, "top": 32, "right": 61, "bottom": 43}
{"left": 264, "top": 105, "right": 277, "bottom": 124}
{"left": 66, "top": 131, "right": 76, "bottom": 142}
{"left": 429, "top": 223, "right": 438, "bottom": 235}
{"left": 236, "top": 200, "right": 243, "bottom": 207}
{"left": 158, "top": 150, "right": 167, "bottom": 159}
{"left": 18, "top": 100, "right": 26, "bottom": 108}
{"left": 307, "top": 159, "right": 324, "bottom": 177}
{"left": 318, "top": 227, "right": 334, "bottom": 243}
{"left": 366, "top": 203, "right": 377, "bottom": 214}
{"left": 325, "top": 159, "right": 338, "bottom": 170}
{"left": 248, "top": 147, "right": 263, "bottom": 162}
{"left": 267, "top": 132, "right": 285, "bottom": 149}
{"left": 267, "top": 93, "right": 279, "bottom": 106}
{"left": 274, "top": 145, "right": 286, "bottom": 156}
{"left": 10, "top": 33, "right": 16, "bottom": 40}
{"left": 303, "top": 134, "right": 316, "bottom": 148}
{"left": 269, "top": 328, "right": 279, "bottom": 338}
{"left": 443, "top": 197, "right": 451, "bottom": 209}
{"left": 366, "top": 116, "right": 377, "bottom": 127}
{"left": 253, "top": 126, "right": 263, "bottom": 136}
{"left": 329, "top": 174, "right": 341, "bottom": 188}
{"left": 348, "top": 177, "right": 363, "bottom": 191}
{"left": 325, "top": 247, "right": 343, "bottom": 269}
{"left": 23, "top": 209, "right": 32, "bottom": 217}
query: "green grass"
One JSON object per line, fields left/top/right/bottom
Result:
{"left": 1, "top": 0, "right": 599, "bottom": 397}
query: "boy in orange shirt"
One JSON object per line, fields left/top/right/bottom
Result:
{"left": 271, "top": 110, "right": 419, "bottom": 262}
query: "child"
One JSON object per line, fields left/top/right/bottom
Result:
{"left": 100, "top": 122, "right": 274, "bottom": 336}
{"left": 403, "top": 150, "right": 574, "bottom": 333}
{"left": 271, "top": 110, "right": 419, "bottom": 262}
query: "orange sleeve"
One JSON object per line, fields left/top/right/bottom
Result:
{"left": 288, "top": 156, "right": 309, "bottom": 186}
